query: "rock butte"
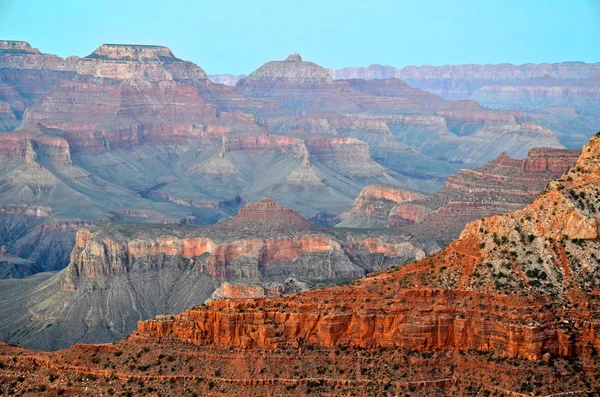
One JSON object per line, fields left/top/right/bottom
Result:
{"left": 216, "top": 198, "right": 310, "bottom": 233}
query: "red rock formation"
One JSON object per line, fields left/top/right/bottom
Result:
{"left": 61, "top": 199, "right": 426, "bottom": 294}
{"left": 222, "top": 134, "right": 307, "bottom": 158}
{"left": 76, "top": 44, "right": 208, "bottom": 81}
{"left": 20, "top": 78, "right": 242, "bottom": 153}
{"left": 401, "top": 147, "right": 580, "bottom": 240}
{"left": 522, "top": 147, "right": 582, "bottom": 173}
{"left": 340, "top": 148, "right": 579, "bottom": 233}
{"left": 132, "top": 136, "right": 600, "bottom": 367}
{"left": 338, "top": 185, "right": 424, "bottom": 228}
{"left": 387, "top": 203, "right": 428, "bottom": 224}
{"left": 354, "top": 185, "right": 424, "bottom": 210}
{"left": 218, "top": 198, "right": 310, "bottom": 233}
{"left": 0, "top": 133, "right": 72, "bottom": 167}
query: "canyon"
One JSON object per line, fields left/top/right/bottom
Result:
{"left": 1, "top": 132, "right": 599, "bottom": 396}
{"left": 0, "top": 198, "right": 430, "bottom": 350}
{"left": 0, "top": 35, "right": 598, "bottom": 395}
{"left": 339, "top": 147, "right": 581, "bottom": 244}
{"left": 327, "top": 62, "right": 600, "bottom": 148}
{"left": 0, "top": 40, "right": 582, "bottom": 281}
{"left": 134, "top": 134, "right": 600, "bottom": 356}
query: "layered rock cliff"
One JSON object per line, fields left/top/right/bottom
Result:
{"left": 338, "top": 185, "right": 424, "bottom": 228}
{"left": 329, "top": 62, "right": 600, "bottom": 147}
{"left": 339, "top": 148, "right": 580, "bottom": 242}
{"left": 0, "top": 42, "right": 581, "bottom": 285}
{"left": 0, "top": 199, "right": 429, "bottom": 350}
{"left": 132, "top": 135, "right": 600, "bottom": 372}
{"left": 78, "top": 44, "right": 208, "bottom": 81}
{"left": 14, "top": 135, "right": 589, "bottom": 393}
{"left": 0, "top": 205, "right": 93, "bottom": 278}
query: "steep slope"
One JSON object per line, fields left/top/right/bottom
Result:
{"left": 0, "top": 43, "right": 574, "bottom": 281}
{"left": 340, "top": 148, "right": 580, "bottom": 243}
{"left": 2, "top": 135, "right": 599, "bottom": 395}
{"left": 0, "top": 199, "right": 428, "bottom": 350}
{"left": 0, "top": 41, "right": 78, "bottom": 125}
{"left": 10, "top": 45, "right": 418, "bottom": 220}
{"left": 137, "top": 134, "right": 600, "bottom": 353}
{"left": 337, "top": 185, "right": 425, "bottom": 228}
{"left": 0, "top": 205, "right": 92, "bottom": 277}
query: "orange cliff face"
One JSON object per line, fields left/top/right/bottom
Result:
{"left": 337, "top": 185, "right": 425, "bottom": 228}
{"left": 0, "top": 133, "right": 72, "bottom": 167}
{"left": 63, "top": 227, "right": 424, "bottom": 290}
{"left": 133, "top": 136, "right": 600, "bottom": 365}
{"left": 60, "top": 199, "right": 428, "bottom": 299}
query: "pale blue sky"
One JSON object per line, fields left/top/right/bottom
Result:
{"left": 1, "top": 0, "right": 599, "bottom": 75}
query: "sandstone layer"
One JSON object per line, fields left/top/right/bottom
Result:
{"left": 0, "top": 199, "right": 429, "bottom": 350}
{"left": 341, "top": 148, "right": 580, "bottom": 245}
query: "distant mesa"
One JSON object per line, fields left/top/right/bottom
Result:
{"left": 217, "top": 197, "right": 310, "bottom": 233}
{"left": 85, "top": 44, "right": 179, "bottom": 62}
{"left": 0, "top": 40, "right": 39, "bottom": 55}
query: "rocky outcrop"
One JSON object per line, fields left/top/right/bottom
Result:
{"left": 304, "top": 137, "right": 386, "bottom": 175}
{"left": 338, "top": 148, "right": 579, "bottom": 236}
{"left": 78, "top": 44, "right": 208, "bottom": 81}
{"left": 130, "top": 135, "right": 600, "bottom": 376}
{"left": 0, "top": 133, "right": 72, "bottom": 167}
{"left": 243, "top": 53, "right": 333, "bottom": 82}
{"left": 338, "top": 185, "right": 424, "bottom": 228}
{"left": 0, "top": 41, "right": 78, "bottom": 124}
{"left": 217, "top": 198, "right": 310, "bottom": 233}
{"left": 0, "top": 41, "right": 41, "bottom": 54}
{"left": 522, "top": 147, "right": 582, "bottom": 173}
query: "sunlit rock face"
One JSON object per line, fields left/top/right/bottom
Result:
{"left": 135, "top": 136, "right": 600, "bottom": 367}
